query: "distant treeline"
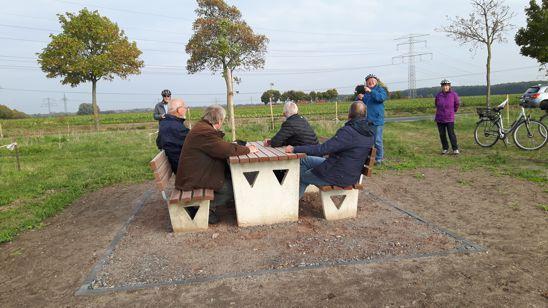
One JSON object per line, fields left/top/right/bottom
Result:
{"left": 409, "top": 80, "right": 546, "bottom": 98}
{"left": 0, "top": 104, "right": 29, "bottom": 119}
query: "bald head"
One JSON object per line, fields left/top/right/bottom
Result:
{"left": 168, "top": 98, "right": 185, "bottom": 114}
{"left": 348, "top": 101, "right": 366, "bottom": 119}
{"left": 168, "top": 98, "right": 187, "bottom": 118}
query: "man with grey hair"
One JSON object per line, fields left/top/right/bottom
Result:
{"left": 264, "top": 102, "right": 319, "bottom": 147}
{"left": 175, "top": 105, "right": 258, "bottom": 224}
{"left": 158, "top": 98, "right": 189, "bottom": 173}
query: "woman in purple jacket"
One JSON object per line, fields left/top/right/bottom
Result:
{"left": 435, "top": 79, "right": 460, "bottom": 154}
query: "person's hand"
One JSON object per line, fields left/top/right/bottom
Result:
{"left": 357, "top": 94, "right": 364, "bottom": 100}
{"left": 263, "top": 139, "right": 271, "bottom": 146}
{"left": 161, "top": 114, "right": 166, "bottom": 119}
{"left": 364, "top": 87, "right": 372, "bottom": 93}
{"left": 247, "top": 145, "right": 258, "bottom": 153}
{"left": 285, "top": 145, "right": 294, "bottom": 153}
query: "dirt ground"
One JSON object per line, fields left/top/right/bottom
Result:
{"left": 0, "top": 168, "right": 546, "bottom": 307}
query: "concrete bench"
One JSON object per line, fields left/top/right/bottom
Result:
{"left": 149, "top": 151, "right": 214, "bottom": 232}
{"left": 316, "top": 147, "right": 376, "bottom": 220}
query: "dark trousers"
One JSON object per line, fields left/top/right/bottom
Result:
{"left": 212, "top": 177, "right": 234, "bottom": 208}
{"left": 437, "top": 122, "right": 458, "bottom": 150}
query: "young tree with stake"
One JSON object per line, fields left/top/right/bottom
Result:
{"left": 38, "top": 9, "right": 143, "bottom": 130}
{"left": 186, "top": 0, "right": 268, "bottom": 140}
{"left": 439, "top": 0, "right": 514, "bottom": 108}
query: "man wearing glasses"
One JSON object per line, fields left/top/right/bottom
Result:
{"left": 158, "top": 98, "right": 190, "bottom": 174}
{"left": 154, "top": 89, "right": 172, "bottom": 149}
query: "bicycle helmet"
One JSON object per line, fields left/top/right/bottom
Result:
{"left": 440, "top": 79, "right": 451, "bottom": 85}
{"left": 365, "top": 74, "right": 378, "bottom": 81}
{"left": 161, "top": 89, "right": 171, "bottom": 97}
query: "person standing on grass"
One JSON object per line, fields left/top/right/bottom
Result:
{"left": 159, "top": 98, "right": 190, "bottom": 174}
{"left": 153, "top": 89, "right": 171, "bottom": 149}
{"left": 435, "top": 79, "right": 460, "bottom": 155}
{"left": 357, "top": 74, "right": 388, "bottom": 165}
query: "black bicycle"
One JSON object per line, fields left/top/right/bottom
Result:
{"left": 474, "top": 100, "right": 547, "bottom": 150}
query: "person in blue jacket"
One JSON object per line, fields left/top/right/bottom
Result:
{"left": 357, "top": 74, "right": 388, "bottom": 165}
{"left": 159, "top": 98, "right": 190, "bottom": 174}
{"left": 285, "top": 102, "right": 375, "bottom": 198}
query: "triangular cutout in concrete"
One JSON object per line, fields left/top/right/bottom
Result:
{"left": 273, "top": 169, "right": 289, "bottom": 185}
{"left": 243, "top": 171, "right": 259, "bottom": 187}
{"left": 330, "top": 195, "right": 346, "bottom": 210}
{"left": 184, "top": 206, "right": 200, "bottom": 220}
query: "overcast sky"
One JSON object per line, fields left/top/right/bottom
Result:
{"left": 0, "top": 0, "right": 545, "bottom": 114}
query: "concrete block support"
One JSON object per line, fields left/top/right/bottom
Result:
{"left": 230, "top": 159, "right": 300, "bottom": 227}
{"left": 320, "top": 189, "right": 359, "bottom": 220}
{"left": 168, "top": 200, "right": 210, "bottom": 232}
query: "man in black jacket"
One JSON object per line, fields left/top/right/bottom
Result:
{"left": 264, "top": 102, "right": 319, "bottom": 147}
{"left": 159, "top": 98, "right": 190, "bottom": 174}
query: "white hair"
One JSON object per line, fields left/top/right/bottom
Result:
{"left": 283, "top": 102, "right": 298, "bottom": 117}
{"left": 168, "top": 98, "right": 185, "bottom": 114}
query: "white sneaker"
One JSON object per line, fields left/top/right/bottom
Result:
{"left": 452, "top": 149, "right": 460, "bottom": 155}
{"left": 441, "top": 149, "right": 449, "bottom": 155}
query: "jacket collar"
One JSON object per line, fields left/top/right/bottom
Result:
{"left": 198, "top": 120, "right": 225, "bottom": 138}
{"left": 165, "top": 114, "right": 185, "bottom": 123}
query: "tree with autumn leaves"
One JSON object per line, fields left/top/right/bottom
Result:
{"left": 186, "top": 0, "right": 269, "bottom": 140}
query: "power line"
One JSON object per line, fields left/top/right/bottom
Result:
{"left": 41, "top": 97, "right": 57, "bottom": 114}
{"left": 0, "top": 65, "right": 540, "bottom": 96}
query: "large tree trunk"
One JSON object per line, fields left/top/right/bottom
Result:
{"left": 223, "top": 66, "right": 236, "bottom": 141}
{"left": 486, "top": 44, "right": 492, "bottom": 109}
{"left": 91, "top": 80, "right": 100, "bottom": 131}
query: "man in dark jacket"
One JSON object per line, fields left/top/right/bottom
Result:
{"left": 285, "top": 102, "right": 374, "bottom": 198}
{"left": 265, "top": 102, "right": 319, "bottom": 147}
{"left": 175, "top": 105, "right": 258, "bottom": 223}
{"left": 154, "top": 89, "right": 171, "bottom": 149}
{"left": 159, "top": 98, "right": 189, "bottom": 174}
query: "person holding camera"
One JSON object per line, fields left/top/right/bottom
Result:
{"left": 357, "top": 74, "right": 388, "bottom": 165}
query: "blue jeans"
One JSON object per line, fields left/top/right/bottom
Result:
{"left": 299, "top": 156, "right": 331, "bottom": 198}
{"left": 372, "top": 125, "right": 384, "bottom": 162}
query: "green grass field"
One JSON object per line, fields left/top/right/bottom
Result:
{"left": 0, "top": 94, "right": 519, "bottom": 136}
{"left": 0, "top": 95, "right": 545, "bottom": 243}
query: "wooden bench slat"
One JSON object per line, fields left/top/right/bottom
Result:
{"left": 150, "top": 150, "right": 170, "bottom": 171}
{"left": 181, "top": 191, "right": 193, "bottom": 202}
{"left": 256, "top": 144, "right": 281, "bottom": 161}
{"left": 204, "top": 189, "right": 215, "bottom": 201}
{"left": 169, "top": 189, "right": 182, "bottom": 204}
{"left": 270, "top": 147, "right": 295, "bottom": 160}
{"left": 192, "top": 188, "right": 204, "bottom": 201}
{"left": 318, "top": 186, "right": 333, "bottom": 191}
{"left": 247, "top": 153, "right": 259, "bottom": 163}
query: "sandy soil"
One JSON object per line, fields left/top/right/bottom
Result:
{"left": 0, "top": 168, "right": 546, "bottom": 307}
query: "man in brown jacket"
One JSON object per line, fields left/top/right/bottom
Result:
{"left": 175, "top": 105, "right": 257, "bottom": 224}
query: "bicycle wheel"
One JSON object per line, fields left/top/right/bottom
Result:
{"left": 474, "top": 119, "right": 500, "bottom": 147}
{"left": 541, "top": 113, "right": 547, "bottom": 133}
{"left": 513, "top": 120, "right": 548, "bottom": 150}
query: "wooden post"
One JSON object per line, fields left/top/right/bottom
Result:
{"left": 14, "top": 140, "right": 20, "bottom": 171}
{"left": 269, "top": 98, "right": 274, "bottom": 130}
{"left": 335, "top": 101, "right": 339, "bottom": 122}
{"left": 0, "top": 122, "right": 3, "bottom": 139}
{"left": 506, "top": 94, "right": 510, "bottom": 128}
